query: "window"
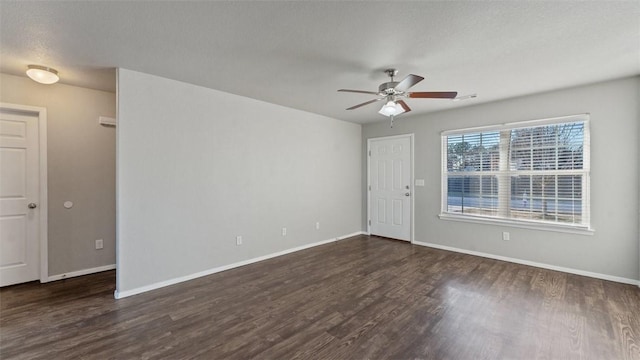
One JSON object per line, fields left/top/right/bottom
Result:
{"left": 441, "top": 115, "right": 591, "bottom": 232}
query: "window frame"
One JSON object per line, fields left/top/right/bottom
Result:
{"left": 439, "top": 114, "right": 593, "bottom": 235}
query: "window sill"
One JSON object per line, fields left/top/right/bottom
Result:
{"left": 438, "top": 213, "right": 595, "bottom": 235}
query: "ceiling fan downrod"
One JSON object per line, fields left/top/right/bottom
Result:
{"left": 385, "top": 68, "right": 398, "bottom": 82}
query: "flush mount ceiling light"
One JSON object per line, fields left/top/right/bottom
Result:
{"left": 26, "top": 65, "right": 59, "bottom": 84}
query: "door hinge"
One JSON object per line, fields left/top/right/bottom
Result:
{"left": 368, "top": 150, "right": 371, "bottom": 156}
{"left": 368, "top": 185, "right": 371, "bottom": 191}
{"left": 368, "top": 220, "right": 371, "bottom": 226}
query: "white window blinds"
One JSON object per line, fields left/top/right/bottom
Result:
{"left": 442, "top": 115, "right": 590, "bottom": 230}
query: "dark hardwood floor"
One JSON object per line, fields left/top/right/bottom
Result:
{"left": 1, "top": 235, "right": 639, "bottom": 359}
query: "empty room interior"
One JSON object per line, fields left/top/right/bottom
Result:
{"left": 1, "top": 2, "right": 639, "bottom": 359}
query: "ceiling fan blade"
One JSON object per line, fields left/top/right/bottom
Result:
{"left": 346, "top": 98, "right": 383, "bottom": 110}
{"left": 408, "top": 91, "right": 458, "bottom": 99}
{"left": 338, "top": 89, "right": 380, "bottom": 95}
{"left": 394, "top": 74, "right": 425, "bottom": 92}
{"left": 397, "top": 100, "right": 412, "bottom": 113}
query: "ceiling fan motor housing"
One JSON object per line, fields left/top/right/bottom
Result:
{"left": 379, "top": 81, "right": 400, "bottom": 95}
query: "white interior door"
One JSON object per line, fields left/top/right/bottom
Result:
{"left": 369, "top": 135, "right": 412, "bottom": 241}
{"left": 0, "top": 109, "right": 41, "bottom": 286}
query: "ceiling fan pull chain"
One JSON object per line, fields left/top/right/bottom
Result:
{"left": 390, "top": 115, "right": 395, "bottom": 128}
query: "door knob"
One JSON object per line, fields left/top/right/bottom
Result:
{"left": 404, "top": 193, "right": 410, "bottom": 196}
{"left": 28, "top": 203, "right": 37, "bottom": 209}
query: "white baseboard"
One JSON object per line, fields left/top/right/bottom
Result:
{"left": 337, "top": 231, "right": 366, "bottom": 240}
{"left": 114, "top": 231, "right": 366, "bottom": 299}
{"left": 46, "top": 264, "right": 116, "bottom": 282}
{"left": 413, "top": 241, "right": 640, "bottom": 286}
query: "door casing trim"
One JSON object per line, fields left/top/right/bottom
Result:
{"left": 367, "top": 133, "right": 415, "bottom": 243}
{"left": 0, "top": 102, "right": 48, "bottom": 283}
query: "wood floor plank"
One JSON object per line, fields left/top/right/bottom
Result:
{"left": 1, "top": 235, "right": 639, "bottom": 359}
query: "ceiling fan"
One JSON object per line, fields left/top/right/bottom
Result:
{"left": 338, "top": 69, "right": 458, "bottom": 126}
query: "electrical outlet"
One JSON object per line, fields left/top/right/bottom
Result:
{"left": 236, "top": 236, "right": 242, "bottom": 246}
{"left": 316, "top": 222, "right": 320, "bottom": 230}
{"left": 282, "top": 227, "right": 287, "bottom": 236}
{"left": 95, "top": 239, "right": 104, "bottom": 249}
{"left": 502, "top": 232, "right": 510, "bottom": 241}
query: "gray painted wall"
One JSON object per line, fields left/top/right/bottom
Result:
{"left": 362, "top": 76, "right": 640, "bottom": 281}
{"left": 116, "top": 69, "right": 362, "bottom": 293}
{"left": 0, "top": 73, "right": 116, "bottom": 276}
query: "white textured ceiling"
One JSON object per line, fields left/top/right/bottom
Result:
{"left": 1, "top": 1, "right": 639, "bottom": 124}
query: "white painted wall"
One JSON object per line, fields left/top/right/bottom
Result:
{"left": 116, "top": 69, "right": 362, "bottom": 295}
{"left": 363, "top": 76, "right": 640, "bottom": 282}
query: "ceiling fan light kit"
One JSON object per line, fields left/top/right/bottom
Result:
{"left": 338, "top": 68, "right": 459, "bottom": 127}
{"left": 378, "top": 100, "right": 404, "bottom": 117}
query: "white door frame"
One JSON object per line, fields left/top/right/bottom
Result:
{"left": 0, "top": 102, "right": 48, "bottom": 283}
{"left": 367, "top": 133, "right": 415, "bottom": 243}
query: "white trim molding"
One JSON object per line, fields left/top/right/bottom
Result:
{"left": 441, "top": 113, "right": 590, "bottom": 136}
{"left": 366, "top": 134, "right": 415, "bottom": 243}
{"left": 48, "top": 264, "right": 116, "bottom": 282}
{"left": 0, "top": 102, "right": 49, "bottom": 284}
{"left": 114, "top": 231, "right": 366, "bottom": 299}
{"left": 438, "top": 213, "right": 595, "bottom": 235}
{"left": 414, "top": 240, "right": 640, "bottom": 286}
